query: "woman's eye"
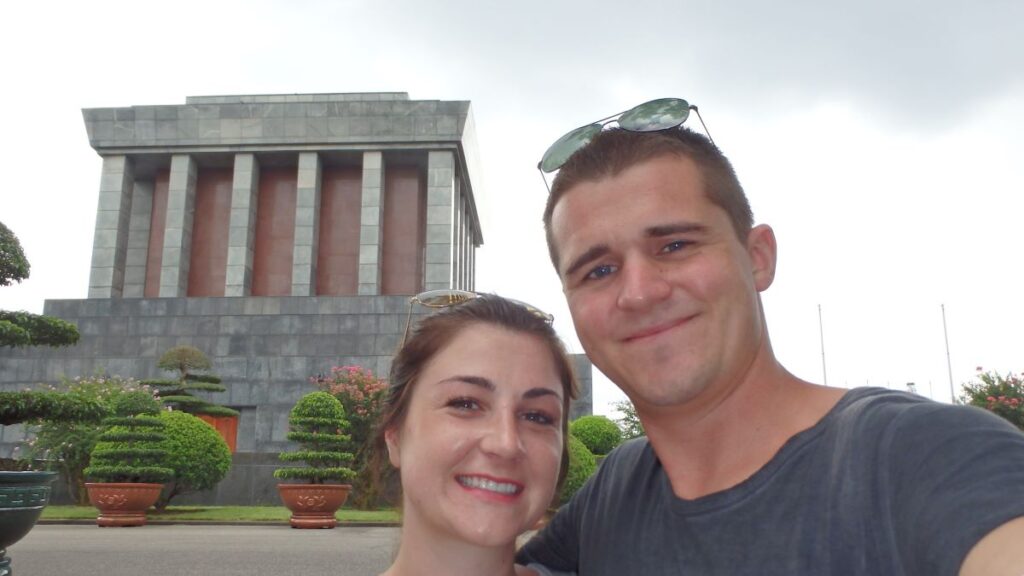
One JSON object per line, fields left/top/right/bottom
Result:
{"left": 522, "top": 411, "right": 555, "bottom": 426}
{"left": 584, "top": 264, "right": 616, "bottom": 281}
{"left": 446, "top": 397, "right": 480, "bottom": 411}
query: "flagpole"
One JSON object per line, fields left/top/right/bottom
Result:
{"left": 818, "top": 304, "right": 827, "bottom": 385}
{"left": 942, "top": 304, "right": 955, "bottom": 403}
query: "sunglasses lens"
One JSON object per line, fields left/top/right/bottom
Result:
{"left": 539, "top": 123, "right": 603, "bottom": 173}
{"left": 618, "top": 98, "right": 690, "bottom": 132}
{"left": 416, "top": 289, "right": 477, "bottom": 307}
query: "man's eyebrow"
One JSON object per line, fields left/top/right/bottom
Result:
{"left": 646, "top": 222, "right": 707, "bottom": 237}
{"left": 563, "top": 244, "right": 609, "bottom": 279}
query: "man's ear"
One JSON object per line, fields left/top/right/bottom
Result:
{"left": 746, "top": 224, "right": 777, "bottom": 292}
{"left": 384, "top": 428, "right": 401, "bottom": 468}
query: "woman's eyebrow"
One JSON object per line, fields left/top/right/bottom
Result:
{"left": 524, "top": 388, "right": 562, "bottom": 401}
{"left": 437, "top": 375, "right": 494, "bottom": 390}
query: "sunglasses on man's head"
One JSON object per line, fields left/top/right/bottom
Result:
{"left": 537, "top": 97, "right": 714, "bottom": 191}
{"left": 401, "top": 289, "right": 554, "bottom": 346}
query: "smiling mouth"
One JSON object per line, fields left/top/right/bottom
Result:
{"left": 623, "top": 315, "right": 695, "bottom": 342}
{"left": 456, "top": 475, "right": 523, "bottom": 495}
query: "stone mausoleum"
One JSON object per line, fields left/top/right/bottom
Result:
{"left": 0, "top": 93, "right": 592, "bottom": 505}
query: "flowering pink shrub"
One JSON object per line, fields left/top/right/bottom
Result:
{"left": 310, "top": 365, "right": 389, "bottom": 507}
{"left": 961, "top": 369, "right": 1024, "bottom": 432}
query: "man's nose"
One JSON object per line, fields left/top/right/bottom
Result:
{"left": 480, "top": 411, "right": 525, "bottom": 459}
{"left": 616, "top": 256, "right": 671, "bottom": 311}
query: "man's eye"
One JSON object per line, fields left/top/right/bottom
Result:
{"left": 661, "top": 240, "right": 691, "bottom": 253}
{"left": 584, "top": 264, "right": 616, "bottom": 281}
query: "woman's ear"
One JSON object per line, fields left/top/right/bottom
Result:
{"left": 384, "top": 428, "right": 401, "bottom": 468}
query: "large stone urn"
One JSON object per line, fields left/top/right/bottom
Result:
{"left": 85, "top": 482, "right": 164, "bottom": 527}
{"left": 277, "top": 483, "right": 351, "bottom": 529}
{"left": 0, "top": 470, "right": 58, "bottom": 576}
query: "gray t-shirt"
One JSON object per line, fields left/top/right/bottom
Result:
{"left": 517, "top": 388, "right": 1024, "bottom": 575}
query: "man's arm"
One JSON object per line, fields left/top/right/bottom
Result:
{"left": 960, "top": 516, "right": 1024, "bottom": 576}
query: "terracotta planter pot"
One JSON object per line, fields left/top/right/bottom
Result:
{"left": 85, "top": 483, "right": 164, "bottom": 527}
{"left": 277, "top": 483, "right": 351, "bottom": 529}
{"left": 1, "top": 471, "right": 57, "bottom": 575}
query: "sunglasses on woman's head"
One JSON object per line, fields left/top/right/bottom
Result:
{"left": 537, "top": 97, "right": 714, "bottom": 192}
{"left": 401, "top": 289, "right": 554, "bottom": 346}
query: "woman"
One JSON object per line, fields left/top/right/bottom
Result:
{"left": 374, "top": 291, "right": 578, "bottom": 576}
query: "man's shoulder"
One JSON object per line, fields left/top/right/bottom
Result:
{"left": 832, "top": 386, "right": 1012, "bottom": 431}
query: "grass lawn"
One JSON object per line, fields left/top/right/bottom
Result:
{"left": 42, "top": 505, "right": 399, "bottom": 524}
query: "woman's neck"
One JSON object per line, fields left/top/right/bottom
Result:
{"left": 382, "top": 526, "right": 519, "bottom": 576}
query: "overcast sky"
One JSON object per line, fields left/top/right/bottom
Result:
{"left": 2, "top": 0, "right": 1022, "bottom": 414}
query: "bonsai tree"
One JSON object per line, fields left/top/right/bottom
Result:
{"left": 570, "top": 415, "right": 624, "bottom": 456}
{"left": 84, "top": 390, "right": 173, "bottom": 484}
{"left": 153, "top": 410, "right": 231, "bottom": 510}
{"left": 26, "top": 376, "right": 150, "bottom": 502}
{"left": 274, "top": 391, "right": 356, "bottom": 484}
{"left": 0, "top": 221, "right": 79, "bottom": 348}
{"left": 142, "top": 345, "right": 238, "bottom": 417}
{"left": 1, "top": 389, "right": 106, "bottom": 472}
{"left": 311, "top": 365, "right": 388, "bottom": 507}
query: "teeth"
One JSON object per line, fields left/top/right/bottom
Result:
{"left": 457, "top": 476, "right": 520, "bottom": 495}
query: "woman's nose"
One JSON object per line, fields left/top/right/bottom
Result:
{"left": 479, "top": 411, "right": 525, "bottom": 459}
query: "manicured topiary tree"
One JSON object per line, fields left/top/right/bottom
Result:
{"left": 559, "top": 433, "right": 597, "bottom": 505}
{"left": 84, "top": 391, "right": 173, "bottom": 484}
{"left": 0, "top": 221, "right": 79, "bottom": 348}
{"left": 274, "top": 392, "right": 356, "bottom": 484}
{"left": 0, "top": 391, "right": 104, "bottom": 428}
{"left": 142, "top": 345, "right": 238, "bottom": 417}
{"left": 153, "top": 410, "right": 232, "bottom": 510}
{"left": 570, "top": 415, "right": 624, "bottom": 456}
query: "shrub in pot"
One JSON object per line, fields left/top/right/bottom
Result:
{"left": 274, "top": 391, "right": 356, "bottom": 528}
{"left": 153, "top": 410, "right": 232, "bottom": 511}
{"left": 84, "top": 390, "right": 173, "bottom": 527}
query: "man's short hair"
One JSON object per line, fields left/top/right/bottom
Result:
{"left": 542, "top": 127, "right": 754, "bottom": 271}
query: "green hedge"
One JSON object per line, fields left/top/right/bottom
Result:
{"left": 0, "top": 310, "right": 79, "bottom": 348}
{"left": 154, "top": 410, "right": 232, "bottom": 510}
{"left": 559, "top": 434, "right": 597, "bottom": 505}
{"left": 569, "top": 415, "right": 623, "bottom": 455}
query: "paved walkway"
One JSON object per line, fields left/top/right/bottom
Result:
{"left": 11, "top": 524, "right": 399, "bottom": 576}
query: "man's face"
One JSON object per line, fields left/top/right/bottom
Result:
{"left": 550, "top": 154, "right": 776, "bottom": 410}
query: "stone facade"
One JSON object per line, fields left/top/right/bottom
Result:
{"left": 0, "top": 93, "right": 592, "bottom": 505}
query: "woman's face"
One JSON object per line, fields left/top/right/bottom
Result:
{"left": 385, "top": 322, "right": 565, "bottom": 547}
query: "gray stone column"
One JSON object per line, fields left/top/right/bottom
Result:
{"left": 122, "top": 180, "right": 153, "bottom": 297}
{"left": 453, "top": 177, "right": 464, "bottom": 290}
{"left": 225, "top": 154, "right": 260, "bottom": 297}
{"left": 469, "top": 231, "right": 476, "bottom": 291}
{"left": 424, "top": 150, "right": 455, "bottom": 292}
{"left": 291, "top": 152, "right": 322, "bottom": 295}
{"left": 88, "top": 156, "right": 134, "bottom": 298}
{"left": 358, "top": 151, "right": 384, "bottom": 295}
{"left": 159, "top": 154, "right": 197, "bottom": 297}
{"left": 461, "top": 195, "right": 470, "bottom": 291}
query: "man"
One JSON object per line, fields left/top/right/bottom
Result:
{"left": 517, "top": 103, "right": 1024, "bottom": 575}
